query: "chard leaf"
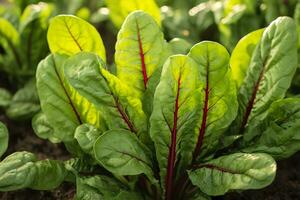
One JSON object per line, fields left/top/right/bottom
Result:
{"left": 36, "top": 54, "right": 104, "bottom": 142}
{"left": 0, "top": 152, "right": 69, "bottom": 191}
{"left": 94, "top": 129, "right": 156, "bottom": 184}
{"left": 47, "top": 15, "right": 106, "bottom": 62}
{"left": 74, "top": 123, "right": 102, "bottom": 154}
{"left": 188, "top": 41, "right": 238, "bottom": 160}
{"left": 231, "top": 29, "right": 264, "bottom": 88}
{"left": 0, "top": 122, "right": 8, "bottom": 158}
{"left": 32, "top": 112, "right": 61, "bottom": 143}
{"left": 106, "top": 0, "right": 161, "bottom": 28}
{"left": 242, "top": 98, "right": 300, "bottom": 159}
{"left": 150, "top": 55, "right": 202, "bottom": 197}
{"left": 76, "top": 175, "right": 142, "bottom": 200}
{"left": 231, "top": 17, "right": 298, "bottom": 133}
{"left": 188, "top": 153, "right": 276, "bottom": 196}
{"left": 115, "top": 11, "right": 170, "bottom": 98}
{"left": 6, "top": 80, "right": 40, "bottom": 120}
{"left": 0, "top": 88, "right": 12, "bottom": 107}
{"left": 65, "top": 52, "right": 148, "bottom": 142}
{"left": 168, "top": 38, "right": 192, "bottom": 55}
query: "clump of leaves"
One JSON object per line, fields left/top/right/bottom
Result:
{"left": 0, "top": 11, "right": 299, "bottom": 200}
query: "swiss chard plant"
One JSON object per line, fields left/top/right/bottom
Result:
{"left": 0, "top": 11, "right": 299, "bottom": 200}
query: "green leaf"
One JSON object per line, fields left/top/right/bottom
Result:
{"left": 0, "top": 122, "right": 8, "bottom": 158}
{"left": 231, "top": 17, "right": 298, "bottom": 134}
{"left": 47, "top": 15, "right": 106, "bottom": 62}
{"left": 106, "top": 0, "right": 161, "bottom": 28}
{"left": 6, "top": 80, "right": 40, "bottom": 120}
{"left": 242, "top": 98, "right": 300, "bottom": 159}
{"left": 0, "top": 152, "right": 69, "bottom": 191}
{"left": 150, "top": 55, "right": 202, "bottom": 195}
{"left": 65, "top": 52, "right": 148, "bottom": 142}
{"left": 188, "top": 153, "right": 276, "bottom": 196}
{"left": 32, "top": 112, "right": 61, "bottom": 143}
{"left": 188, "top": 41, "right": 238, "bottom": 159}
{"left": 115, "top": 11, "right": 170, "bottom": 98}
{"left": 36, "top": 54, "right": 104, "bottom": 142}
{"left": 231, "top": 29, "right": 264, "bottom": 89}
{"left": 94, "top": 129, "right": 156, "bottom": 184}
{"left": 76, "top": 175, "right": 142, "bottom": 200}
{"left": 0, "top": 88, "right": 12, "bottom": 107}
{"left": 168, "top": 38, "right": 192, "bottom": 55}
{"left": 74, "top": 124, "right": 102, "bottom": 154}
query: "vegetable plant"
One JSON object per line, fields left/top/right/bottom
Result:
{"left": 0, "top": 11, "right": 299, "bottom": 200}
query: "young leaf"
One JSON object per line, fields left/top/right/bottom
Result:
{"left": 94, "top": 129, "right": 156, "bottom": 184}
{"left": 150, "top": 55, "right": 202, "bottom": 198}
{"left": 65, "top": 52, "right": 147, "bottom": 141}
{"left": 232, "top": 17, "right": 298, "bottom": 133}
{"left": 0, "top": 152, "right": 69, "bottom": 191}
{"left": 188, "top": 41, "right": 238, "bottom": 160}
{"left": 230, "top": 29, "right": 264, "bottom": 88}
{"left": 242, "top": 98, "right": 300, "bottom": 159}
{"left": 36, "top": 54, "right": 104, "bottom": 142}
{"left": 0, "top": 88, "right": 12, "bottom": 107}
{"left": 0, "top": 122, "right": 8, "bottom": 158}
{"left": 47, "top": 15, "right": 106, "bottom": 62}
{"left": 106, "top": 0, "right": 161, "bottom": 28}
{"left": 76, "top": 175, "right": 142, "bottom": 200}
{"left": 188, "top": 153, "right": 276, "bottom": 196}
{"left": 115, "top": 11, "right": 170, "bottom": 98}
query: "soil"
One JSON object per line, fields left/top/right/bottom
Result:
{"left": 0, "top": 111, "right": 300, "bottom": 200}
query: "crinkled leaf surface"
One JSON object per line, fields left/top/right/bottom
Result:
{"left": 65, "top": 52, "right": 147, "bottom": 142}
{"left": 242, "top": 98, "right": 300, "bottom": 159}
{"left": 94, "top": 130, "right": 156, "bottom": 184}
{"left": 0, "top": 152, "right": 68, "bottom": 191}
{"left": 47, "top": 15, "right": 106, "bottom": 61}
{"left": 0, "top": 88, "right": 12, "bottom": 107}
{"left": 36, "top": 54, "right": 103, "bottom": 142}
{"left": 115, "top": 11, "right": 170, "bottom": 98}
{"left": 188, "top": 41, "right": 238, "bottom": 160}
{"left": 106, "top": 0, "right": 161, "bottom": 28}
{"left": 231, "top": 17, "right": 298, "bottom": 133}
{"left": 188, "top": 153, "right": 276, "bottom": 196}
{"left": 0, "top": 122, "right": 8, "bottom": 158}
{"left": 150, "top": 55, "right": 202, "bottom": 197}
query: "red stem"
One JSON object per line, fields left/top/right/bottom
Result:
{"left": 136, "top": 20, "right": 148, "bottom": 89}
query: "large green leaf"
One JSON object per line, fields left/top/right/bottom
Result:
{"left": 0, "top": 122, "right": 8, "bottom": 158}
{"left": 188, "top": 41, "right": 238, "bottom": 160}
{"left": 188, "top": 153, "right": 276, "bottom": 196}
{"left": 76, "top": 175, "right": 142, "bottom": 200}
{"left": 231, "top": 17, "right": 298, "bottom": 134}
{"left": 94, "top": 129, "right": 156, "bottom": 184}
{"left": 36, "top": 54, "right": 104, "bottom": 142}
{"left": 106, "top": 0, "right": 161, "bottom": 28}
{"left": 0, "top": 152, "right": 69, "bottom": 191}
{"left": 65, "top": 52, "right": 147, "bottom": 142}
{"left": 115, "top": 11, "right": 170, "bottom": 98}
{"left": 230, "top": 29, "right": 264, "bottom": 88}
{"left": 242, "top": 98, "right": 300, "bottom": 159}
{"left": 150, "top": 55, "right": 203, "bottom": 197}
{"left": 47, "top": 15, "right": 106, "bottom": 61}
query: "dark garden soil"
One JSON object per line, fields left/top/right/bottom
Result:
{"left": 0, "top": 112, "right": 299, "bottom": 200}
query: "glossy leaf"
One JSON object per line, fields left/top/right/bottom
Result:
{"left": 188, "top": 41, "right": 238, "bottom": 160}
{"left": 36, "top": 54, "right": 103, "bottom": 142}
{"left": 94, "top": 130, "right": 156, "bottom": 184}
{"left": 230, "top": 29, "right": 264, "bottom": 88}
{"left": 115, "top": 11, "right": 170, "bottom": 98}
{"left": 242, "top": 98, "right": 300, "bottom": 159}
{"left": 0, "top": 152, "right": 68, "bottom": 191}
{"left": 0, "top": 88, "right": 12, "bottom": 107}
{"left": 0, "top": 122, "right": 8, "bottom": 158}
{"left": 47, "top": 15, "right": 106, "bottom": 61}
{"left": 150, "top": 55, "right": 202, "bottom": 197}
{"left": 231, "top": 17, "right": 298, "bottom": 133}
{"left": 65, "top": 52, "right": 147, "bottom": 141}
{"left": 188, "top": 153, "right": 276, "bottom": 196}
{"left": 106, "top": 0, "right": 161, "bottom": 28}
